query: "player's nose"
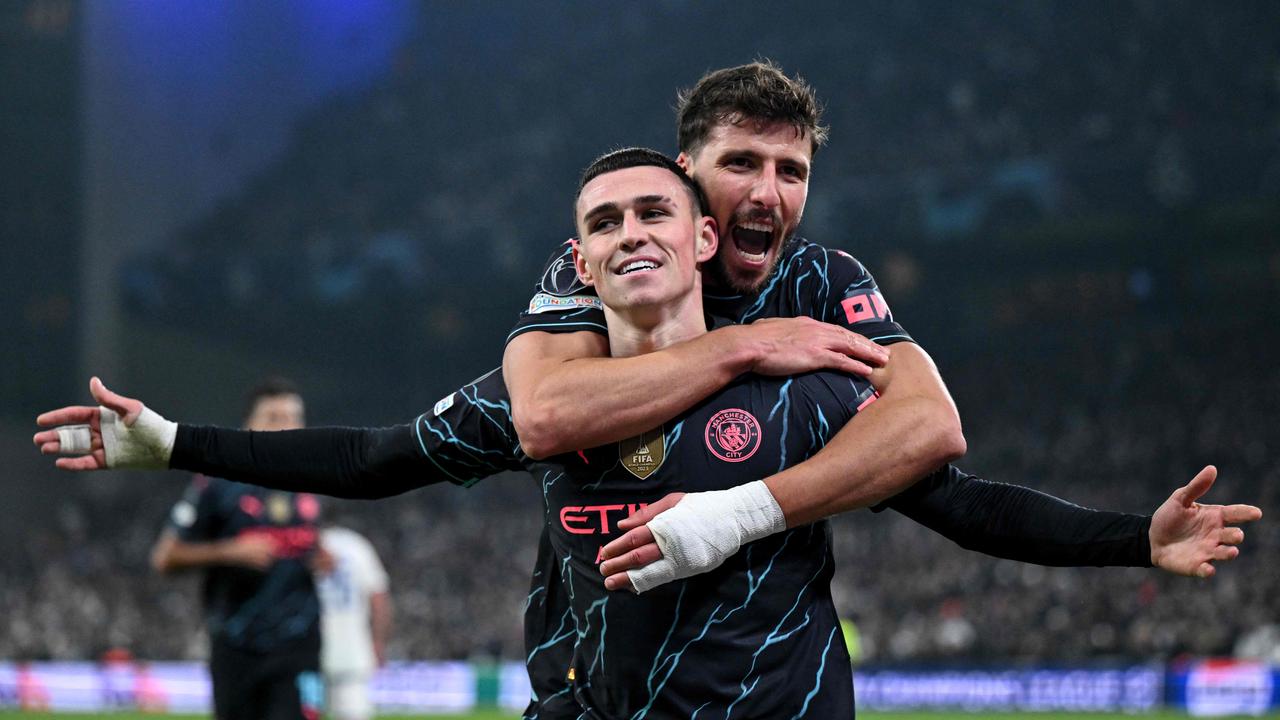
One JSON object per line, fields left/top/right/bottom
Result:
{"left": 748, "top": 165, "right": 781, "bottom": 208}
{"left": 620, "top": 212, "right": 647, "bottom": 248}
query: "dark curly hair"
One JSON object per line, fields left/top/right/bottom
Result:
{"left": 676, "top": 60, "right": 829, "bottom": 158}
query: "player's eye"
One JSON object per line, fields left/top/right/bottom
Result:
{"left": 782, "top": 164, "right": 807, "bottom": 180}
{"left": 591, "top": 218, "right": 619, "bottom": 233}
{"left": 641, "top": 208, "right": 669, "bottom": 220}
{"left": 726, "top": 156, "right": 754, "bottom": 170}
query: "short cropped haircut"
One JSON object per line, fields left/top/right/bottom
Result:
{"left": 243, "top": 376, "right": 301, "bottom": 421}
{"left": 576, "top": 147, "right": 710, "bottom": 227}
{"left": 676, "top": 60, "right": 829, "bottom": 158}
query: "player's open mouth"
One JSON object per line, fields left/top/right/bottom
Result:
{"left": 615, "top": 257, "right": 662, "bottom": 275}
{"left": 731, "top": 221, "right": 774, "bottom": 265}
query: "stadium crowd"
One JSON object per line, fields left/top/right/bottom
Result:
{"left": 119, "top": 1, "right": 1279, "bottom": 331}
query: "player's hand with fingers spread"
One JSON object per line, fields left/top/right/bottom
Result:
{"left": 599, "top": 481, "right": 787, "bottom": 593}
{"left": 33, "top": 376, "right": 178, "bottom": 471}
{"left": 743, "top": 317, "right": 887, "bottom": 379}
{"left": 1149, "top": 465, "right": 1263, "bottom": 578}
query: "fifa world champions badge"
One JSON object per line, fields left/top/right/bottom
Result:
{"left": 704, "top": 409, "right": 762, "bottom": 462}
{"left": 620, "top": 425, "right": 665, "bottom": 479}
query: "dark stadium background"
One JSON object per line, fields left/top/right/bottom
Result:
{"left": 2, "top": 0, "right": 1277, "bottom": 716}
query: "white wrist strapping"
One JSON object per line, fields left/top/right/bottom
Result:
{"left": 56, "top": 407, "right": 177, "bottom": 470}
{"left": 627, "top": 480, "right": 786, "bottom": 594}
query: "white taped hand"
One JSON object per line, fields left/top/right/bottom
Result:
{"left": 57, "top": 407, "right": 177, "bottom": 470}
{"left": 627, "top": 480, "right": 787, "bottom": 594}
{"left": 56, "top": 425, "right": 94, "bottom": 454}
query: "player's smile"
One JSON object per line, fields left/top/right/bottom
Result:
{"left": 573, "top": 164, "right": 716, "bottom": 319}
{"left": 613, "top": 255, "right": 663, "bottom": 276}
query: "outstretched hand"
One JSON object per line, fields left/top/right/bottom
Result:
{"left": 33, "top": 377, "right": 145, "bottom": 471}
{"left": 1149, "top": 465, "right": 1262, "bottom": 578}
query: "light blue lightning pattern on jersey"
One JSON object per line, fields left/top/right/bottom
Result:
{"left": 459, "top": 384, "right": 516, "bottom": 442}
{"left": 541, "top": 470, "right": 564, "bottom": 504}
{"left": 726, "top": 526, "right": 831, "bottom": 719}
{"left": 528, "top": 332, "right": 873, "bottom": 717}
{"left": 410, "top": 369, "right": 524, "bottom": 488}
{"left": 767, "top": 379, "right": 794, "bottom": 473}
{"left": 789, "top": 627, "right": 840, "bottom": 720}
{"left": 629, "top": 538, "right": 793, "bottom": 720}
{"left": 527, "top": 606, "right": 576, "bottom": 666}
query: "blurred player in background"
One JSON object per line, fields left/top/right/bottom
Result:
{"left": 318, "top": 523, "right": 391, "bottom": 720}
{"left": 149, "top": 378, "right": 326, "bottom": 720}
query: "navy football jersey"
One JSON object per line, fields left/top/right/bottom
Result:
{"left": 521, "top": 527, "right": 580, "bottom": 719}
{"left": 412, "top": 368, "right": 527, "bottom": 488}
{"left": 509, "top": 237, "right": 911, "bottom": 345}
{"left": 420, "top": 364, "right": 877, "bottom": 717}
{"left": 502, "top": 237, "right": 908, "bottom": 718}
{"left": 414, "top": 370, "right": 578, "bottom": 719}
{"left": 168, "top": 478, "right": 324, "bottom": 653}
{"left": 532, "top": 369, "right": 877, "bottom": 718}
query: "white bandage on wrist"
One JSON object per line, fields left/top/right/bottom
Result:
{"left": 100, "top": 406, "right": 178, "bottom": 470}
{"left": 627, "top": 480, "right": 786, "bottom": 594}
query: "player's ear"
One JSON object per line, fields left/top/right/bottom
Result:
{"left": 571, "top": 239, "right": 596, "bottom": 287}
{"left": 695, "top": 216, "right": 718, "bottom": 264}
{"left": 675, "top": 152, "right": 692, "bottom": 173}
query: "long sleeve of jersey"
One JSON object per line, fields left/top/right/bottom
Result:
{"left": 171, "top": 424, "right": 438, "bottom": 499}
{"left": 169, "top": 368, "right": 524, "bottom": 498}
{"left": 882, "top": 464, "right": 1153, "bottom": 567}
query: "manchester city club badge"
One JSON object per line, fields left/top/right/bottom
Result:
{"left": 619, "top": 426, "right": 665, "bottom": 479}
{"left": 704, "top": 408, "right": 762, "bottom": 462}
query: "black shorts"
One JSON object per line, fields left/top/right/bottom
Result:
{"left": 210, "top": 638, "right": 322, "bottom": 720}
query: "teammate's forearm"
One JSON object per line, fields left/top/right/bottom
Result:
{"left": 510, "top": 326, "right": 759, "bottom": 458}
{"left": 764, "top": 343, "right": 965, "bottom": 526}
{"left": 886, "top": 465, "right": 1153, "bottom": 567}
{"left": 766, "top": 394, "right": 964, "bottom": 526}
{"left": 171, "top": 425, "right": 437, "bottom": 499}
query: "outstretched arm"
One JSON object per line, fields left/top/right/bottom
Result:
{"left": 34, "top": 375, "right": 522, "bottom": 497}
{"left": 883, "top": 464, "right": 1260, "bottom": 577}
{"left": 600, "top": 464, "right": 1261, "bottom": 591}
{"left": 505, "top": 319, "right": 888, "bottom": 459}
